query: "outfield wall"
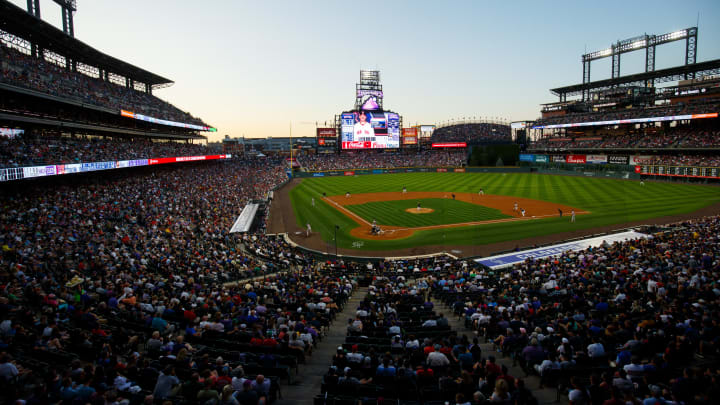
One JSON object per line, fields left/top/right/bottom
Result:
{"left": 534, "top": 167, "right": 640, "bottom": 180}
{"left": 294, "top": 166, "right": 530, "bottom": 178}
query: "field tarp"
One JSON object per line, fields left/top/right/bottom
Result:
{"left": 476, "top": 230, "right": 651, "bottom": 269}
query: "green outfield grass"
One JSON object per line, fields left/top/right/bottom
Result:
{"left": 288, "top": 172, "right": 720, "bottom": 252}
{"left": 345, "top": 198, "right": 509, "bottom": 227}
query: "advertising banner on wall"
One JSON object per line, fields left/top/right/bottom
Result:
{"left": 566, "top": 155, "right": 587, "bottom": 164}
{"left": 534, "top": 155, "right": 548, "bottom": 163}
{"left": 0, "top": 128, "right": 24, "bottom": 138}
{"left": 1, "top": 155, "right": 231, "bottom": 182}
{"left": 608, "top": 155, "right": 630, "bottom": 165}
{"left": 402, "top": 128, "right": 418, "bottom": 145}
{"left": 629, "top": 155, "right": 654, "bottom": 165}
{"left": 551, "top": 155, "right": 566, "bottom": 163}
{"left": 519, "top": 154, "right": 535, "bottom": 162}
{"left": 419, "top": 125, "right": 436, "bottom": 139}
{"left": 531, "top": 112, "right": 718, "bottom": 129}
{"left": 316, "top": 128, "right": 336, "bottom": 137}
{"left": 586, "top": 155, "right": 608, "bottom": 164}
{"left": 432, "top": 142, "right": 467, "bottom": 148}
{"left": 23, "top": 165, "right": 57, "bottom": 178}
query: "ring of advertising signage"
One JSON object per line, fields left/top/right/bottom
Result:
{"left": 532, "top": 113, "right": 718, "bottom": 129}
{"left": 341, "top": 110, "right": 400, "bottom": 149}
{"left": 120, "top": 110, "right": 217, "bottom": 132}
{"left": 431, "top": 142, "right": 467, "bottom": 148}
{"left": 0, "top": 155, "right": 231, "bottom": 182}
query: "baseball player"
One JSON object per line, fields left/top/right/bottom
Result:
{"left": 640, "top": 180, "right": 645, "bottom": 186}
{"left": 417, "top": 201, "right": 422, "bottom": 211}
{"left": 306, "top": 222, "right": 312, "bottom": 236}
{"left": 558, "top": 208, "right": 562, "bottom": 217}
{"left": 353, "top": 111, "right": 375, "bottom": 139}
{"left": 345, "top": 191, "right": 351, "bottom": 198}
{"left": 571, "top": 210, "right": 576, "bottom": 223}
{"left": 402, "top": 186, "right": 407, "bottom": 194}
{"left": 311, "top": 197, "right": 315, "bottom": 207}
{"left": 513, "top": 202, "right": 518, "bottom": 212}
{"left": 451, "top": 193, "right": 456, "bottom": 200}
{"left": 521, "top": 208, "right": 526, "bottom": 217}
{"left": 478, "top": 188, "right": 484, "bottom": 196}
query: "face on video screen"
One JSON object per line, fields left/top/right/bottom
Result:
{"left": 341, "top": 110, "right": 400, "bottom": 149}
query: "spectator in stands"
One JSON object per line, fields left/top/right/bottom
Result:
{"left": 153, "top": 366, "right": 180, "bottom": 400}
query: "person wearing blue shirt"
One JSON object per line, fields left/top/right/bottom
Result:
{"left": 151, "top": 316, "right": 168, "bottom": 332}
{"left": 376, "top": 359, "right": 396, "bottom": 377}
{"left": 76, "top": 379, "right": 96, "bottom": 401}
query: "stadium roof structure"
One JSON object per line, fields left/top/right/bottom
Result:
{"left": 551, "top": 59, "right": 720, "bottom": 100}
{"left": 0, "top": 0, "right": 172, "bottom": 87}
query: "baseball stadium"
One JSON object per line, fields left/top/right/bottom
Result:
{"left": 1, "top": 1, "right": 720, "bottom": 405}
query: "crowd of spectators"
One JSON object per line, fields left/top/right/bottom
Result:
{"left": 646, "top": 155, "right": 720, "bottom": 167}
{"left": 530, "top": 128, "right": 720, "bottom": 151}
{"left": 1, "top": 135, "right": 719, "bottom": 404}
{"left": 321, "top": 275, "right": 539, "bottom": 405}
{"left": 0, "top": 134, "right": 209, "bottom": 168}
{"left": 434, "top": 216, "right": 720, "bottom": 404}
{"left": 0, "top": 43, "right": 206, "bottom": 126}
{"left": 432, "top": 123, "right": 511, "bottom": 144}
{"left": 533, "top": 98, "right": 720, "bottom": 128}
{"left": 0, "top": 157, "right": 308, "bottom": 404}
{"left": 297, "top": 151, "right": 466, "bottom": 172}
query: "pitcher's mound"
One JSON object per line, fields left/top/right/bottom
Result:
{"left": 406, "top": 208, "right": 435, "bottom": 214}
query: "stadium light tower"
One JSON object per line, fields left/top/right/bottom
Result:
{"left": 26, "top": 0, "right": 77, "bottom": 37}
{"left": 52, "top": 0, "right": 77, "bottom": 37}
{"left": 580, "top": 27, "right": 698, "bottom": 100}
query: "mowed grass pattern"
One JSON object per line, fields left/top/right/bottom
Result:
{"left": 288, "top": 172, "right": 720, "bottom": 251}
{"left": 346, "top": 198, "right": 510, "bottom": 227}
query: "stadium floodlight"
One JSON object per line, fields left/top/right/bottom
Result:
{"left": 600, "top": 48, "right": 612, "bottom": 57}
{"left": 668, "top": 30, "right": 686, "bottom": 40}
{"left": 631, "top": 40, "right": 646, "bottom": 49}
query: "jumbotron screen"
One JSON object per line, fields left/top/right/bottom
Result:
{"left": 341, "top": 110, "right": 400, "bottom": 149}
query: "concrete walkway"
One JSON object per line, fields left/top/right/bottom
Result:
{"left": 429, "top": 295, "right": 566, "bottom": 404}
{"left": 274, "top": 287, "right": 368, "bottom": 405}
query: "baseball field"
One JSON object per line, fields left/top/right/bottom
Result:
{"left": 271, "top": 172, "right": 720, "bottom": 256}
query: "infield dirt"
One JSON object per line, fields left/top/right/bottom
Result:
{"left": 324, "top": 191, "right": 589, "bottom": 240}
{"left": 405, "top": 208, "right": 435, "bottom": 214}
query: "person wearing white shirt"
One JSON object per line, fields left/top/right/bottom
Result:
{"left": 647, "top": 279, "right": 658, "bottom": 293}
{"left": 426, "top": 350, "right": 450, "bottom": 367}
{"left": 422, "top": 319, "right": 437, "bottom": 328}
{"left": 623, "top": 358, "right": 645, "bottom": 379}
{"left": 352, "top": 111, "right": 375, "bottom": 140}
{"left": 534, "top": 356, "right": 559, "bottom": 376}
{"left": 587, "top": 339, "right": 606, "bottom": 358}
{"left": 405, "top": 338, "right": 420, "bottom": 349}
